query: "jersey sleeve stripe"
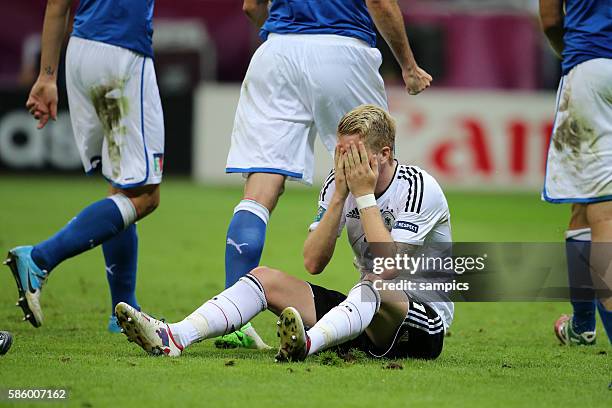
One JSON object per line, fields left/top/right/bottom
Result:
{"left": 403, "top": 166, "right": 424, "bottom": 214}
{"left": 319, "top": 170, "right": 335, "bottom": 202}
{"left": 409, "top": 172, "right": 420, "bottom": 212}
{"left": 404, "top": 175, "right": 414, "bottom": 212}
{"left": 407, "top": 167, "right": 419, "bottom": 213}
{"left": 416, "top": 172, "right": 424, "bottom": 213}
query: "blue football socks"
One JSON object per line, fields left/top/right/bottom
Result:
{"left": 31, "top": 194, "right": 137, "bottom": 273}
{"left": 596, "top": 301, "right": 612, "bottom": 344}
{"left": 225, "top": 199, "right": 270, "bottom": 288}
{"left": 103, "top": 223, "right": 140, "bottom": 312}
{"left": 565, "top": 229, "right": 596, "bottom": 333}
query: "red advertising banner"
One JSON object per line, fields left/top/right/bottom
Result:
{"left": 388, "top": 89, "right": 555, "bottom": 190}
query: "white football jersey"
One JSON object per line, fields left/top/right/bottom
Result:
{"left": 309, "top": 162, "right": 454, "bottom": 328}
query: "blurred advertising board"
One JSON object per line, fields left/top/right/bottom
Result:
{"left": 194, "top": 84, "right": 556, "bottom": 191}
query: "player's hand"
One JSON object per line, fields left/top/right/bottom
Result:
{"left": 333, "top": 144, "right": 349, "bottom": 200}
{"left": 344, "top": 141, "right": 378, "bottom": 197}
{"left": 402, "top": 65, "right": 432, "bottom": 95}
{"left": 26, "top": 78, "right": 58, "bottom": 129}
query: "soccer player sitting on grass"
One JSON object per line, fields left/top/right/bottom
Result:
{"left": 115, "top": 105, "right": 454, "bottom": 361}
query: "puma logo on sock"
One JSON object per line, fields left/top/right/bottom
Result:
{"left": 106, "top": 264, "right": 116, "bottom": 275}
{"left": 226, "top": 238, "right": 248, "bottom": 254}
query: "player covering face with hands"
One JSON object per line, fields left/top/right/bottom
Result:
{"left": 115, "top": 105, "right": 453, "bottom": 361}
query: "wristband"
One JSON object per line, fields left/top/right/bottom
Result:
{"left": 356, "top": 193, "right": 377, "bottom": 211}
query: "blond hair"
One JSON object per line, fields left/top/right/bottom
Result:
{"left": 337, "top": 104, "right": 395, "bottom": 153}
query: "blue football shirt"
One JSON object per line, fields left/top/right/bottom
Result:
{"left": 562, "top": 0, "right": 612, "bottom": 74}
{"left": 72, "top": 0, "right": 155, "bottom": 58}
{"left": 260, "top": 0, "right": 377, "bottom": 47}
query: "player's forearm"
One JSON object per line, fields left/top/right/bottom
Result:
{"left": 539, "top": 0, "right": 564, "bottom": 58}
{"left": 243, "top": 0, "right": 269, "bottom": 29}
{"left": 360, "top": 206, "right": 398, "bottom": 279}
{"left": 303, "top": 194, "right": 345, "bottom": 274}
{"left": 360, "top": 206, "right": 393, "bottom": 244}
{"left": 39, "top": 0, "right": 72, "bottom": 82}
{"left": 366, "top": 0, "right": 418, "bottom": 72}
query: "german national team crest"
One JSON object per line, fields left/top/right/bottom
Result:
{"left": 153, "top": 153, "right": 164, "bottom": 176}
{"left": 381, "top": 209, "right": 395, "bottom": 231}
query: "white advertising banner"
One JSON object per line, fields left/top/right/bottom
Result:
{"left": 193, "top": 84, "right": 556, "bottom": 191}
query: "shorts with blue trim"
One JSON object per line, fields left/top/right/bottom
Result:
{"left": 543, "top": 58, "right": 612, "bottom": 203}
{"left": 225, "top": 33, "right": 388, "bottom": 185}
{"left": 66, "top": 36, "right": 165, "bottom": 188}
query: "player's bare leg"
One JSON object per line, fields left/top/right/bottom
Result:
{"left": 250, "top": 267, "right": 318, "bottom": 325}
{"left": 250, "top": 266, "right": 320, "bottom": 360}
{"left": 117, "top": 266, "right": 317, "bottom": 356}
{"left": 115, "top": 184, "right": 161, "bottom": 220}
{"left": 218, "top": 173, "right": 286, "bottom": 349}
{"left": 243, "top": 173, "right": 286, "bottom": 213}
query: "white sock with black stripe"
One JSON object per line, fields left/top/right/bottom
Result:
{"left": 169, "top": 274, "right": 267, "bottom": 348}
{"left": 307, "top": 281, "right": 381, "bottom": 355}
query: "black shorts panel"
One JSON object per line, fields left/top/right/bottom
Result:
{"left": 308, "top": 283, "right": 445, "bottom": 360}
{"left": 371, "top": 298, "right": 444, "bottom": 360}
{"left": 308, "top": 282, "right": 346, "bottom": 321}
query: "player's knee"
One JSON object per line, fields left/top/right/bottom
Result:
{"left": 250, "top": 266, "right": 284, "bottom": 297}
{"left": 119, "top": 185, "right": 160, "bottom": 220}
{"left": 244, "top": 173, "right": 286, "bottom": 212}
{"left": 250, "top": 266, "right": 270, "bottom": 279}
{"left": 147, "top": 192, "right": 161, "bottom": 213}
{"left": 251, "top": 266, "right": 277, "bottom": 285}
{"left": 134, "top": 193, "right": 160, "bottom": 219}
{"left": 569, "top": 204, "right": 588, "bottom": 229}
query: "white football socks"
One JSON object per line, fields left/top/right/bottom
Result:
{"left": 307, "top": 280, "right": 381, "bottom": 355}
{"left": 169, "top": 274, "right": 267, "bottom": 348}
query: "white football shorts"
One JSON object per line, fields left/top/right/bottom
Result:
{"left": 66, "top": 36, "right": 165, "bottom": 188}
{"left": 543, "top": 58, "right": 612, "bottom": 203}
{"left": 226, "top": 33, "right": 388, "bottom": 185}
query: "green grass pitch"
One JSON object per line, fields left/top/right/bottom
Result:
{"left": 0, "top": 176, "right": 609, "bottom": 407}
